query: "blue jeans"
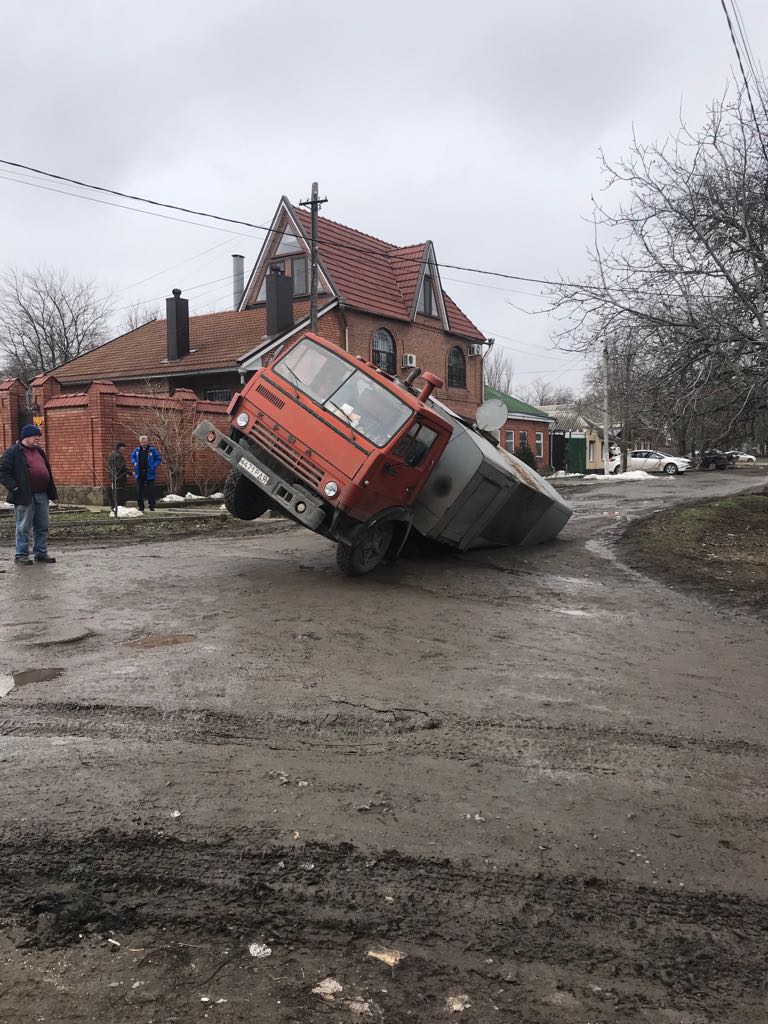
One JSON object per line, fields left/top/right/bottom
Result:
{"left": 15, "top": 493, "right": 49, "bottom": 559}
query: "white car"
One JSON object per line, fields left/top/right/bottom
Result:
{"left": 726, "top": 450, "right": 757, "bottom": 463}
{"left": 613, "top": 450, "right": 691, "bottom": 475}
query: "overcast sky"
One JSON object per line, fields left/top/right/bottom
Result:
{"left": 2, "top": 0, "right": 768, "bottom": 395}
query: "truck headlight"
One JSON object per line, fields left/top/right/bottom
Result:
{"left": 235, "top": 412, "right": 249, "bottom": 428}
{"left": 324, "top": 481, "right": 339, "bottom": 497}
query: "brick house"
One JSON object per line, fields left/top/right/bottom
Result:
{"left": 50, "top": 196, "right": 489, "bottom": 418}
{"left": 484, "top": 386, "right": 554, "bottom": 469}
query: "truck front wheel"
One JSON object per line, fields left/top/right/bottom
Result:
{"left": 336, "top": 523, "right": 394, "bottom": 577}
{"left": 223, "top": 468, "right": 271, "bottom": 520}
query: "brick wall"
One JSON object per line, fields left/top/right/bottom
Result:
{"left": 0, "top": 376, "right": 231, "bottom": 503}
{"left": 0, "top": 378, "right": 27, "bottom": 449}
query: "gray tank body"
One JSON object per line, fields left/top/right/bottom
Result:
{"left": 411, "top": 398, "right": 572, "bottom": 550}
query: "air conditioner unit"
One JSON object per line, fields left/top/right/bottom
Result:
{"left": 402, "top": 353, "right": 417, "bottom": 368}
{"left": 468, "top": 344, "right": 484, "bottom": 357}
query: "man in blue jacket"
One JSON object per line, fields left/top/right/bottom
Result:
{"left": 0, "top": 424, "right": 58, "bottom": 565}
{"left": 131, "top": 435, "right": 162, "bottom": 512}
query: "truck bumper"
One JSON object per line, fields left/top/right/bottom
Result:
{"left": 193, "top": 419, "right": 327, "bottom": 530}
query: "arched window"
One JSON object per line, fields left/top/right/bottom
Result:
{"left": 372, "top": 328, "right": 396, "bottom": 374}
{"left": 447, "top": 346, "right": 466, "bottom": 388}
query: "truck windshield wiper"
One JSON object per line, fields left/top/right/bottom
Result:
{"left": 281, "top": 365, "right": 306, "bottom": 390}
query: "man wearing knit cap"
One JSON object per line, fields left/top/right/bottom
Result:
{"left": 0, "top": 424, "right": 58, "bottom": 565}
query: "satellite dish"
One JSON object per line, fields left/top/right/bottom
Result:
{"left": 475, "top": 399, "right": 508, "bottom": 432}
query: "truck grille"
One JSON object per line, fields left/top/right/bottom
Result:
{"left": 249, "top": 418, "right": 323, "bottom": 488}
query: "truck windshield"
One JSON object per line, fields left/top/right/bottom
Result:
{"left": 274, "top": 337, "right": 412, "bottom": 447}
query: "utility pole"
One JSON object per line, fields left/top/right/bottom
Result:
{"left": 299, "top": 182, "right": 327, "bottom": 332}
{"left": 602, "top": 336, "right": 611, "bottom": 475}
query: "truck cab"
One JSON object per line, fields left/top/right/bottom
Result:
{"left": 194, "top": 332, "right": 451, "bottom": 574}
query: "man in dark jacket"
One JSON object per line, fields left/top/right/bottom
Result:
{"left": 107, "top": 442, "right": 129, "bottom": 515}
{"left": 0, "top": 424, "right": 58, "bottom": 565}
{"left": 130, "top": 435, "right": 162, "bottom": 512}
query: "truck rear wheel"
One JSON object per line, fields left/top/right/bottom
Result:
{"left": 336, "top": 523, "right": 394, "bottom": 577}
{"left": 223, "top": 467, "right": 271, "bottom": 520}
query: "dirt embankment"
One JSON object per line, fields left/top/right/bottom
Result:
{"left": 619, "top": 489, "right": 768, "bottom": 617}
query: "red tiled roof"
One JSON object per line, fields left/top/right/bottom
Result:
{"left": 388, "top": 244, "right": 425, "bottom": 312}
{"left": 52, "top": 308, "right": 268, "bottom": 383}
{"left": 291, "top": 207, "right": 484, "bottom": 341}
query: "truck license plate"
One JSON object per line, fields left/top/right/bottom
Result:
{"left": 238, "top": 457, "right": 269, "bottom": 487}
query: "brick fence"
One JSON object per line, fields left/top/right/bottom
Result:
{"left": 0, "top": 374, "right": 230, "bottom": 505}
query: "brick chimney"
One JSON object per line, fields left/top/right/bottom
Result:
{"left": 266, "top": 266, "right": 294, "bottom": 337}
{"left": 166, "top": 288, "right": 190, "bottom": 361}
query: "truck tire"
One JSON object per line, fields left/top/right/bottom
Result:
{"left": 336, "top": 523, "right": 394, "bottom": 577}
{"left": 223, "top": 468, "right": 270, "bottom": 520}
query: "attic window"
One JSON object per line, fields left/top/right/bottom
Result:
{"left": 274, "top": 230, "right": 302, "bottom": 255}
{"left": 418, "top": 269, "right": 436, "bottom": 316}
{"left": 256, "top": 256, "right": 308, "bottom": 300}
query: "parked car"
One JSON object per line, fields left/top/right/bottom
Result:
{"left": 726, "top": 450, "right": 757, "bottom": 463}
{"left": 699, "top": 449, "right": 730, "bottom": 471}
{"left": 613, "top": 450, "right": 692, "bottom": 475}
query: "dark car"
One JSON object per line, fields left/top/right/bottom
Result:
{"left": 699, "top": 449, "right": 729, "bottom": 471}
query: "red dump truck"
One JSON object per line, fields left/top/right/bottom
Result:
{"left": 193, "top": 331, "right": 572, "bottom": 575}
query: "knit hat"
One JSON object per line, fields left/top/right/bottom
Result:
{"left": 21, "top": 424, "right": 42, "bottom": 439}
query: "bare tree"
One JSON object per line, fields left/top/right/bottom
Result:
{"left": 483, "top": 346, "right": 515, "bottom": 393}
{"left": 521, "top": 376, "right": 575, "bottom": 407}
{"left": 551, "top": 81, "right": 768, "bottom": 447}
{"left": 0, "top": 267, "right": 111, "bottom": 379}
{"left": 120, "top": 301, "right": 160, "bottom": 334}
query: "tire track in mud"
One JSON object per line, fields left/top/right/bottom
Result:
{"left": 1, "top": 700, "right": 764, "bottom": 759}
{"left": 0, "top": 828, "right": 766, "bottom": 1017}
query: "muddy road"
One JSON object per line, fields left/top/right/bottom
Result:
{"left": 1, "top": 472, "right": 767, "bottom": 1023}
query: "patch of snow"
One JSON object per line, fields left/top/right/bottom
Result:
{"left": 312, "top": 977, "right": 343, "bottom": 1001}
{"left": 219, "top": 504, "right": 227, "bottom": 511}
{"left": 210, "top": 491, "right": 224, "bottom": 500}
{"left": 160, "top": 493, "right": 186, "bottom": 503}
{"left": 184, "top": 491, "right": 205, "bottom": 500}
{"left": 0, "top": 675, "right": 15, "bottom": 698}
{"left": 446, "top": 994, "right": 471, "bottom": 1012}
{"left": 550, "top": 471, "right": 583, "bottom": 478}
{"left": 583, "top": 470, "right": 657, "bottom": 482}
{"left": 0, "top": 500, "right": 12, "bottom": 510}
{"left": 248, "top": 942, "right": 272, "bottom": 959}
{"left": 115, "top": 506, "right": 143, "bottom": 518}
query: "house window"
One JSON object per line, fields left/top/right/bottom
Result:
{"left": 519, "top": 430, "right": 528, "bottom": 450}
{"left": 372, "top": 328, "right": 396, "bottom": 374}
{"left": 447, "top": 346, "right": 466, "bottom": 388}
{"left": 419, "top": 270, "right": 436, "bottom": 316}
{"left": 274, "top": 230, "right": 302, "bottom": 255}
{"left": 588, "top": 439, "right": 596, "bottom": 463}
{"left": 255, "top": 260, "right": 286, "bottom": 301}
{"left": 205, "top": 388, "right": 231, "bottom": 402}
{"left": 291, "top": 255, "right": 308, "bottom": 296}
{"left": 505, "top": 430, "right": 515, "bottom": 453}
{"left": 535, "top": 432, "right": 544, "bottom": 459}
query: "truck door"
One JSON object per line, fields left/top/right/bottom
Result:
{"left": 378, "top": 418, "right": 443, "bottom": 503}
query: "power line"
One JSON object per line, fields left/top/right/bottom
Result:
{"left": 0, "top": 169, "right": 244, "bottom": 236}
{"left": 719, "top": 0, "right": 768, "bottom": 162}
{"left": 730, "top": 0, "right": 768, "bottom": 122}
{"left": 0, "top": 157, "right": 575, "bottom": 289}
